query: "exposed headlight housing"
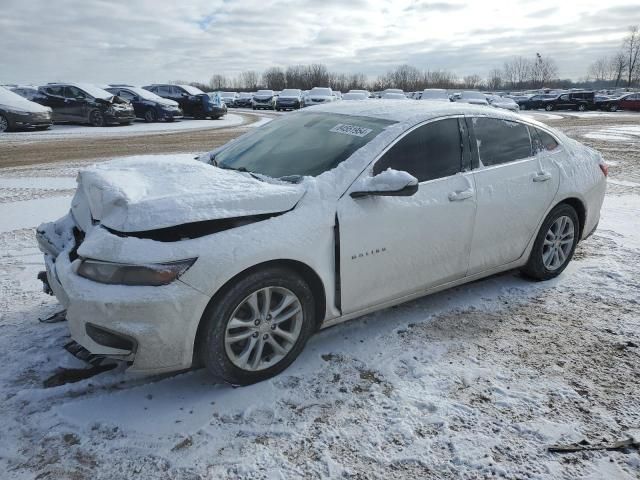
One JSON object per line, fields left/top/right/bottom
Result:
{"left": 77, "top": 258, "right": 196, "bottom": 286}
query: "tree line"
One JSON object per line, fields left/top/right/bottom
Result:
{"left": 182, "top": 25, "right": 639, "bottom": 93}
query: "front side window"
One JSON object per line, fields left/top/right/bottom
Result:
{"left": 118, "top": 90, "right": 136, "bottom": 101}
{"left": 560, "top": 94, "right": 570, "bottom": 101}
{"left": 64, "top": 86, "right": 86, "bottom": 99}
{"left": 156, "top": 85, "right": 172, "bottom": 96}
{"left": 215, "top": 112, "right": 395, "bottom": 179}
{"left": 373, "top": 118, "right": 462, "bottom": 182}
{"left": 45, "top": 86, "right": 64, "bottom": 97}
{"left": 472, "top": 117, "right": 532, "bottom": 167}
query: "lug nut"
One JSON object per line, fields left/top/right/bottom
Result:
{"left": 252, "top": 332, "right": 259, "bottom": 338}
{"left": 263, "top": 334, "right": 269, "bottom": 340}
{"left": 266, "top": 314, "right": 272, "bottom": 320}
{"left": 271, "top": 324, "right": 276, "bottom": 330}
{"left": 254, "top": 319, "right": 261, "bottom": 326}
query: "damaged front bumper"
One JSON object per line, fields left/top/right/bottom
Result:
{"left": 36, "top": 213, "right": 211, "bottom": 374}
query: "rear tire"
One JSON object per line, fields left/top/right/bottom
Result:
{"left": 578, "top": 104, "right": 586, "bottom": 112}
{"left": 545, "top": 104, "right": 554, "bottom": 111}
{"left": 521, "top": 204, "right": 579, "bottom": 281}
{"left": 609, "top": 104, "right": 618, "bottom": 112}
{"left": 198, "top": 267, "right": 316, "bottom": 386}
{"left": 0, "top": 114, "right": 8, "bottom": 132}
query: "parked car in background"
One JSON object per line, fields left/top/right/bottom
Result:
{"left": 36, "top": 102, "right": 606, "bottom": 385}
{"left": 0, "top": 86, "right": 52, "bottom": 132}
{"left": 381, "top": 88, "right": 404, "bottom": 96}
{"left": 220, "top": 92, "right": 239, "bottom": 107}
{"left": 487, "top": 95, "right": 520, "bottom": 112}
{"left": 381, "top": 92, "right": 408, "bottom": 100}
{"left": 235, "top": 92, "right": 254, "bottom": 108}
{"left": 544, "top": 91, "right": 595, "bottom": 111}
{"left": 206, "top": 92, "right": 228, "bottom": 118}
{"left": 305, "top": 87, "right": 335, "bottom": 106}
{"left": 106, "top": 85, "right": 183, "bottom": 122}
{"left": 333, "top": 91, "right": 343, "bottom": 101}
{"left": 37, "top": 83, "right": 135, "bottom": 127}
{"left": 617, "top": 93, "right": 640, "bottom": 111}
{"left": 276, "top": 89, "right": 303, "bottom": 111}
{"left": 348, "top": 89, "right": 371, "bottom": 98}
{"left": 420, "top": 89, "right": 450, "bottom": 102}
{"left": 593, "top": 95, "right": 619, "bottom": 112}
{"left": 9, "top": 85, "right": 49, "bottom": 104}
{"left": 518, "top": 94, "right": 559, "bottom": 110}
{"left": 253, "top": 90, "right": 277, "bottom": 110}
{"left": 456, "top": 91, "right": 489, "bottom": 106}
{"left": 342, "top": 92, "right": 368, "bottom": 100}
{"left": 143, "top": 84, "right": 225, "bottom": 119}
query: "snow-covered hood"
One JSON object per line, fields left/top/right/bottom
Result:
{"left": 74, "top": 156, "right": 305, "bottom": 232}
{"left": 156, "top": 98, "right": 179, "bottom": 107}
{"left": 0, "top": 87, "right": 50, "bottom": 113}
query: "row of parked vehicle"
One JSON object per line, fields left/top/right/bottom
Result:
{"left": 511, "top": 91, "right": 640, "bottom": 112}
{"left": 0, "top": 83, "right": 228, "bottom": 132}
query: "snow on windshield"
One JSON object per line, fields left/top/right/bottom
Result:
{"left": 280, "top": 90, "right": 300, "bottom": 96}
{"left": 74, "top": 83, "right": 113, "bottom": 100}
{"left": 310, "top": 88, "right": 332, "bottom": 96}
{"left": 0, "top": 86, "right": 45, "bottom": 111}
{"left": 256, "top": 90, "right": 274, "bottom": 96}
{"left": 180, "top": 85, "right": 205, "bottom": 95}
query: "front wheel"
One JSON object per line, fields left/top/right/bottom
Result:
{"left": 0, "top": 115, "right": 10, "bottom": 132}
{"left": 577, "top": 104, "right": 587, "bottom": 112}
{"left": 609, "top": 104, "right": 618, "bottom": 112}
{"left": 544, "top": 104, "right": 554, "bottom": 111}
{"left": 198, "top": 267, "right": 316, "bottom": 385}
{"left": 89, "top": 110, "right": 105, "bottom": 127}
{"left": 144, "top": 109, "right": 157, "bottom": 123}
{"left": 521, "top": 204, "right": 579, "bottom": 281}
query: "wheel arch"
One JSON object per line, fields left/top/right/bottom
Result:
{"left": 554, "top": 196, "right": 586, "bottom": 240}
{"left": 191, "top": 259, "right": 327, "bottom": 365}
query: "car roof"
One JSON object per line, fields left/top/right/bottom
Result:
{"left": 309, "top": 99, "right": 521, "bottom": 123}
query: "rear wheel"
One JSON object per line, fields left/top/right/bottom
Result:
{"left": 89, "top": 110, "right": 105, "bottom": 127}
{"left": 521, "top": 204, "right": 579, "bottom": 281}
{"left": 0, "top": 115, "right": 10, "bottom": 132}
{"left": 144, "top": 109, "right": 157, "bottom": 123}
{"left": 609, "top": 104, "right": 618, "bottom": 112}
{"left": 545, "top": 104, "right": 554, "bottom": 111}
{"left": 577, "top": 104, "right": 587, "bottom": 112}
{"left": 198, "top": 267, "right": 316, "bottom": 386}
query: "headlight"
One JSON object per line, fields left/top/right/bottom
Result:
{"left": 4, "top": 107, "right": 30, "bottom": 115}
{"left": 77, "top": 258, "right": 196, "bottom": 286}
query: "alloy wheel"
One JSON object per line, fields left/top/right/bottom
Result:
{"left": 0, "top": 115, "right": 8, "bottom": 132}
{"left": 224, "top": 286, "right": 303, "bottom": 372}
{"left": 542, "top": 215, "right": 575, "bottom": 271}
{"left": 90, "top": 110, "right": 104, "bottom": 127}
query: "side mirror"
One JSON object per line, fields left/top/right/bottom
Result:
{"left": 350, "top": 169, "right": 419, "bottom": 198}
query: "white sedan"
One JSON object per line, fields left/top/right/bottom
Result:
{"left": 37, "top": 101, "right": 607, "bottom": 385}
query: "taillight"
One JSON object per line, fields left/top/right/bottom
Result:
{"left": 599, "top": 163, "right": 609, "bottom": 177}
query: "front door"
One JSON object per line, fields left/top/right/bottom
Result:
{"left": 62, "top": 86, "right": 89, "bottom": 122}
{"left": 338, "top": 117, "right": 477, "bottom": 314}
{"left": 467, "top": 116, "right": 560, "bottom": 274}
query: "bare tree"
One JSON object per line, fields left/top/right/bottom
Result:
{"left": 623, "top": 25, "right": 640, "bottom": 87}
{"left": 262, "top": 67, "right": 286, "bottom": 90}
{"left": 462, "top": 74, "right": 482, "bottom": 89}
{"left": 486, "top": 68, "right": 503, "bottom": 90}
{"left": 588, "top": 56, "right": 610, "bottom": 82}
{"left": 239, "top": 71, "right": 259, "bottom": 90}
{"left": 609, "top": 52, "right": 627, "bottom": 87}
{"left": 209, "top": 74, "right": 228, "bottom": 90}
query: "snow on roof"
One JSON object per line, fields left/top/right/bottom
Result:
{"left": 308, "top": 99, "right": 521, "bottom": 124}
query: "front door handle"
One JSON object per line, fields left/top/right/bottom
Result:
{"left": 448, "top": 189, "right": 474, "bottom": 202}
{"left": 533, "top": 171, "right": 552, "bottom": 182}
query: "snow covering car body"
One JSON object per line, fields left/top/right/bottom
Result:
{"left": 487, "top": 95, "right": 520, "bottom": 112}
{"left": 456, "top": 91, "right": 489, "bottom": 106}
{"left": 304, "top": 87, "right": 335, "bottom": 106}
{"left": 37, "top": 101, "right": 607, "bottom": 382}
{"left": 276, "top": 89, "right": 303, "bottom": 110}
{"left": 0, "top": 86, "right": 52, "bottom": 132}
{"left": 420, "top": 89, "right": 450, "bottom": 102}
{"left": 252, "top": 90, "right": 277, "bottom": 110}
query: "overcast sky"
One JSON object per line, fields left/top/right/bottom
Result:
{"left": 1, "top": 0, "right": 639, "bottom": 85}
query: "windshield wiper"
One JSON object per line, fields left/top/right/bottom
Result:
{"left": 218, "top": 164, "right": 264, "bottom": 181}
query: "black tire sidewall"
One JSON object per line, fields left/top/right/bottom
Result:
{"left": 0, "top": 114, "right": 9, "bottom": 132}
{"left": 145, "top": 109, "right": 157, "bottom": 122}
{"left": 199, "top": 267, "right": 316, "bottom": 385}
{"left": 89, "top": 110, "right": 105, "bottom": 127}
{"left": 523, "top": 204, "right": 580, "bottom": 281}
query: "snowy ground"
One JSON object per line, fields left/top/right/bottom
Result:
{"left": 0, "top": 117, "right": 639, "bottom": 479}
{"left": 0, "top": 114, "right": 245, "bottom": 142}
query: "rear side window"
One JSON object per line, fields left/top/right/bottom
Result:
{"left": 472, "top": 117, "right": 532, "bottom": 167}
{"left": 373, "top": 118, "right": 462, "bottom": 182}
{"left": 118, "top": 90, "right": 136, "bottom": 101}
{"left": 45, "top": 86, "right": 64, "bottom": 96}
{"left": 534, "top": 128, "right": 559, "bottom": 152}
{"left": 156, "top": 85, "right": 171, "bottom": 96}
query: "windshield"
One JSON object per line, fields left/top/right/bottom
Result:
{"left": 343, "top": 93, "right": 367, "bottom": 100}
{"left": 462, "top": 91, "right": 485, "bottom": 99}
{"left": 180, "top": 85, "right": 205, "bottom": 95}
{"left": 215, "top": 112, "right": 395, "bottom": 178}
{"left": 128, "top": 87, "right": 164, "bottom": 101}
{"left": 280, "top": 89, "right": 300, "bottom": 96}
{"left": 75, "top": 83, "right": 113, "bottom": 99}
{"left": 310, "top": 88, "right": 332, "bottom": 96}
{"left": 256, "top": 90, "right": 273, "bottom": 96}
{"left": 239, "top": 92, "right": 253, "bottom": 98}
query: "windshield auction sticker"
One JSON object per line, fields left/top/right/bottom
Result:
{"left": 330, "top": 124, "right": 373, "bottom": 137}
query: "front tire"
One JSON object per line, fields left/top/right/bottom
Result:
{"left": 521, "top": 204, "right": 579, "bottom": 281}
{"left": 198, "top": 267, "right": 316, "bottom": 385}
{"left": 577, "top": 104, "right": 587, "bottom": 112}
{"left": 545, "top": 104, "right": 554, "bottom": 111}
{"left": 0, "top": 115, "right": 10, "bottom": 132}
{"left": 609, "top": 104, "right": 618, "bottom": 112}
{"left": 89, "top": 110, "right": 105, "bottom": 127}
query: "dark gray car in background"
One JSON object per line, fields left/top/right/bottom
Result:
{"left": 0, "top": 86, "right": 52, "bottom": 132}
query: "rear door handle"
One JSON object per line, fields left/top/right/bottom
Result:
{"left": 533, "top": 171, "right": 552, "bottom": 182}
{"left": 448, "top": 189, "right": 474, "bottom": 201}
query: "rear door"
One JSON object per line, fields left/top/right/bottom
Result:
{"left": 467, "top": 116, "right": 560, "bottom": 274}
{"left": 41, "top": 86, "right": 66, "bottom": 121}
{"left": 338, "top": 117, "right": 477, "bottom": 314}
{"left": 63, "top": 86, "right": 89, "bottom": 122}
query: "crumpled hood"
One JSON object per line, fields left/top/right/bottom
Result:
{"left": 74, "top": 156, "right": 305, "bottom": 232}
